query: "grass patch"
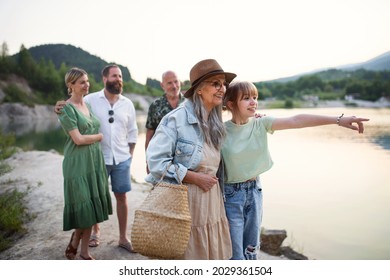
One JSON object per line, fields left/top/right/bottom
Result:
{"left": 0, "top": 162, "right": 13, "bottom": 177}
{"left": 0, "top": 187, "right": 34, "bottom": 252}
{"left": 0, "top": 129, "right": 35, "bottom": 253}
{"left": 263, "top": 99, "right": 303, "bottom": 109}
{"left": 0, "top": 131, "right": 16, "bottom": 161}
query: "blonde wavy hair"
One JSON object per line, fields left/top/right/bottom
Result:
{"left": 65, "top": 67, "right": 88, "bottom": 95}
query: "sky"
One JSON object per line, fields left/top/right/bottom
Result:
{"left": 1, "top": 0, "right": 389, "bottom": 84}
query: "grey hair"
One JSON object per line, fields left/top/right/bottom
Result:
{"left": 190, "top": 83, "right": 226, "bottom": 150}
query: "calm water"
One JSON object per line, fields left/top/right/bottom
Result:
{"left": 1, "top": 107, "right": 390, "bottom": 260}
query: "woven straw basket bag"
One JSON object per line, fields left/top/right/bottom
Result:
{"left": 131, "top": 164, "right": 191, "bottom": 259}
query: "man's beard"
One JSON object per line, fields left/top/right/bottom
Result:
{"left": 106, "top": 80, "right": 123, "bottom": 95}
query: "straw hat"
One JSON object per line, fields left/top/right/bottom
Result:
{"left": 184, "top": 59, "right": 237, "bottom": 98}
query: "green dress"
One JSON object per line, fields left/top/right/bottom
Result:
{"left": 59, "top": 103, "right": 112, "bottom": 231}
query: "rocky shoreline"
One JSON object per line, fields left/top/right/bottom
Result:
{"left": 0, "top": 150, "right": 306, "bottom": 260}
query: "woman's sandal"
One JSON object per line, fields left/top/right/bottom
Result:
{"left": 79, "top": 254, "right": 95, "bottom": 260}
{"left": 88, "top": 234, "right": 100, "bottom": 247}
{"left": 65, "top": 232, "right": 77, "bottom": 260}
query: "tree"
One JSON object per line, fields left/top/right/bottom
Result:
{"left": 295, "top": 75, "right": 325, "bottom": 92}
{"left": 146, "top": 78, "right": 161, "bottom": 89}
{"left": 0, "top": 41, "right": 17, "bottom": 75}
{"left": 33, "top": 59, "right": 62, "bottom": 103}
{"left": 17, "top": 45, "right": 38, "bottom": 81}
{"left": 1, "top": 41, "right": 9, "bottom": 58}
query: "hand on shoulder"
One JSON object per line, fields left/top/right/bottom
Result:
{"left": 54, "top": 100, "right": 67, "bottom": 114}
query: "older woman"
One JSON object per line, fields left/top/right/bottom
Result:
{"left": 145, "top": 59, "right": 235, "bottom": 259}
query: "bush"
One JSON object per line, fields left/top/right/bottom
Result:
{"left": 0, "top": 188, "right": 31, "bottom": 252}
{"left": 0, "top": 129, "right": 36, "bottom": 252}
{"left": 3, "top": 84, "right": 35, "bottom": 106}
{"left": 284, "top": 99, "right": 294, "bottom": 108}
{"left": 0, "top": 129, "right": 16, "bottom": 161}
{"left": 317, "top": 91, "right": 344, "bottom": 101}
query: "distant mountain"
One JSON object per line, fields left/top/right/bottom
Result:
{"left": 264, "top": 51, "right": 390, "bottom": 83}
{"left": 339, "top": 51, "right": 390, "bottom": 71}
{"left": 22, "top": 44, "right": 132, "bottom": 82}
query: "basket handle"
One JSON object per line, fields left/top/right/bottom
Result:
{"left": 158, "top": 162, "right": 183, "bottom": 185}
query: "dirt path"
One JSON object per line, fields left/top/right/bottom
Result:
{"left": 0, "top": 151, "right": 283, "bottom": 260}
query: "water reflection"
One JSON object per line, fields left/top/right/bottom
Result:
{"left": 0, "top": 117, "right": 66, "bottom": 152}
{"left": 371, "top": 134, "right": 390, "bottom": 150}
{"left": 0, "top": 117, "right": 147, "bottom": 154}
{"left": 16, "top": 126, "right": 66, "bottom": 153}
{"left": 1, "top": 117, "right": 60, "bottom": 136}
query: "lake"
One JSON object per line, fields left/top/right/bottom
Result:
{"left": 1, "top": 107, "right": 390, "bottom": 260}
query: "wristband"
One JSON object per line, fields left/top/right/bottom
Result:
{"left": 336, "top": 113, "right": 344, "bottom": 125}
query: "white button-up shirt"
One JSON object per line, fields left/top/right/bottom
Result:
{"left": 84, "top": 89, "right": 138, "bottom": 165}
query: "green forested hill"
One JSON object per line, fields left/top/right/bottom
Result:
{"left": 0, "top": 43, "right": 162, "bottom": 105}
{"left": 1, "top": 41, "right": 389, "bottom": 107}
{"left": 17, "top": 44, "right": 131, "bottom": 82}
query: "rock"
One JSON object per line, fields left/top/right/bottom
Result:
{"left": 260, "top": 229, "right": 308, "bottom": 259}
{"left": 260, "top": 229, "right": 287, "bottom": 256}
{"left": 0, "top": 103, "right": 57, "bottom": 120}
{"left": 281, "top": 246, "right": 308, "bottom": 260}
{"left": 123, "top": 93, "right": 156, "bottom": 114}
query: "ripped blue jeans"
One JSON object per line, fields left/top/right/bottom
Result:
{"left": 224, "top": 178, "right": 263, "bottom": 260}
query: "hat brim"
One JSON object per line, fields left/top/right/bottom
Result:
{"left": 184, "top": 71, "right": 237, "bottom": 98}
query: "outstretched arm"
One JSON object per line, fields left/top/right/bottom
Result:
{"left": 271, "top": 114, "right": 369, "bottom": 133}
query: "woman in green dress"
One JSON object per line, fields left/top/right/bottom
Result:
{"left": 59, "top": 67, "right": 112, "bottom": 260}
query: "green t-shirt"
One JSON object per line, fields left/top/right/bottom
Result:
{"left": 222, "top": 116, "right": 275, "bottom": 183}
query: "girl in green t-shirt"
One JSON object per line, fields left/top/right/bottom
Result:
{"left": 221, "top": 81, "right": 369, "bottom": 260}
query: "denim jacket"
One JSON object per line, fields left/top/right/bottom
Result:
{"left": 145, "top": 100, "right": 225, "bottom": 195}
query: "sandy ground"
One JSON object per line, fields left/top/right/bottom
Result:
{"left": 0, "top": 150, "right": 284, "bottom": 260}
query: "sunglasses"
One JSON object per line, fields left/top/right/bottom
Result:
{"left": 203, "top": 80, "right": 229, "bottom": 91}
{"left": 108, "top": 110, "right": 114, "bottom": 123}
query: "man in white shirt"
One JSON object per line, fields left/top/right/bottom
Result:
{"left": 56, "top": 64, "right": 138, "bottom": 253}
